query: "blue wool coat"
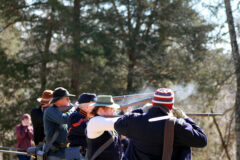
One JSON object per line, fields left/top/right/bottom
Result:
{"left": 114, "top": 106, "right": 207, "bottom": 160}
{"left": 43, "top": 105, "right": 74, "bottom": 158}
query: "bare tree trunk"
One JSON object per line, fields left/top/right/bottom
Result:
{"left": 40, "top": 55, "right": 47, "bottom": 91}
{"left": 40, "top": 12, "right": 53, "bottom": 91}
{"left": 127, "top": 53, "right": 136, "bottom": 92}
{"left": 126, "top": 0, "right": 142, "bottom": 92}
{"left": 224, "top": 0, "right": 240, "bottom": 159}
{"left": 71, "top": 0, "right": 81, "bottom": 94}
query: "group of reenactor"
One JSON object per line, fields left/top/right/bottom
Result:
{"left": 29, "top": 87, "right": 207, "bottom": 160}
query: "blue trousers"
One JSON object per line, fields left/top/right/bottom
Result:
{"left": 65, "top": 146, "right": 85, "bottom": 160}
{"left": 46, "top": 156, "right": 66, "bottom": 160}
{"left": 17, "top": 155, "right": 31, "bottom": 160}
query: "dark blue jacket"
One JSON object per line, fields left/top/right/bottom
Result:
{"left": 114, "top": 106, "right": 207, "bottom": 160}
{"left": 67, "top": 111, "right": 87, "bottom": 147}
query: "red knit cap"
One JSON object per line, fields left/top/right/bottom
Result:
{"left": 152, "top": 88, "right": 174, "bottom": 110}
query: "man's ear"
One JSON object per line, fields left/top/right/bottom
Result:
{"left": 98, "top": 107, "right": 103, "bottom": 114}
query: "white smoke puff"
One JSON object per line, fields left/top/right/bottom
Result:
{"left": 173, "top": 83, "right": 198, "bottom": 101}
{"left": 116, "top": 86, "right": 155, "bottom": 106}
{"left": 138, "top": 86, "right": 155, "bottom": 95}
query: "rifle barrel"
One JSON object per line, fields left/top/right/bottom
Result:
{"left": 0, "top": 149, "right": 28, "bottom": 155}
{"left": 0, "top": 146, "right": 19, "bottom": 150}
{"left": 118, "top": 98, "right": 223, "bottom": 117}
{"left": 186, "top": 113, "right": 223, "bottom": 116}
{"left": 113, "top": 91, "right": 178, "bottom": 101}
{"left": 113, "top": 93, "right": 154, "bottom": 101}
{"left": 119, "top": 97, "right": 152, "bottom": 110}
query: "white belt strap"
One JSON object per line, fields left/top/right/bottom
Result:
{"left": 148, "top": 116, "right": 171, "bottom": 122}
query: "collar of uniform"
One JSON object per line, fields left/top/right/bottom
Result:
{"left": 52, "top": 104, "right": 58, "bottom": 108}
{"left": 79, "top": 109, "right": 87, "bottom": 119}
{"left": 40, "top": 104, "right": 48, "bottom": 112}
{"left": 39, "top": 104, "right": 43, "bottom": 111}
{"left": 147, "top": 105, "right": 170, "bottom": 116}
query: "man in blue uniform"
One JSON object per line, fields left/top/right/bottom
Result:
{"left": 43, "top": 87, "right": 75, "bottom": 160}
{"left": 66, "top": 93, "right": 96, "bottom": 160}
{"left": 114, "top": 88, "right": 207, "bottom": 160}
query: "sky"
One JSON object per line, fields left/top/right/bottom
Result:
{"left": 24, "top": 0, "right": 239, "bottom": 54}
{"left": 193, "top": 0, "right": 240, "bottom": 54}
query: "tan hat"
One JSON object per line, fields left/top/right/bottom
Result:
{"left": 37, "top": 90, "right": 53, "bottom": 104}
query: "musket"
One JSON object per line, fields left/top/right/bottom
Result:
{"left": 186, "top": 113, "right": 223, "bottom": 117}
{"left": 0, "top": 149, "right": 28, "bottom": 155}
{"left": 118, "top": 98, "right": 223, "bottom": 117}
{"left": 113, "top": 91, "right": 178, "bottom": 101}
{"left": 0, "top": 146, "right": 19, "bottom": 150}
{"left": 113, "top": 93, "right": 154, "bottom": 101}
{"left": 119, "top": 97, "right": 152, "bottom": 110}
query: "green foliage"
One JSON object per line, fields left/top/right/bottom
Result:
{"left": 0, "top": 0, "right": 235, "bottom": 159}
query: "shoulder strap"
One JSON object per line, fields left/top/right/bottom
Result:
{"left": 162, "top": 117, "right": 176, "bottom": 160}
{"left": 90, "top": 137, "right": 114, "bottom": 160}
{"left": 43, "top": 129, "right": 60, "bottom": 153}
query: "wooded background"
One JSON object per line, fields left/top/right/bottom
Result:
{"left": 0, "top": 0, "right": 239, "bottom": 159}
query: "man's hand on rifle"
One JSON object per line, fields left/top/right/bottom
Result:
{"left": 172, "top": 107, "right": 188, "bottom": 119}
